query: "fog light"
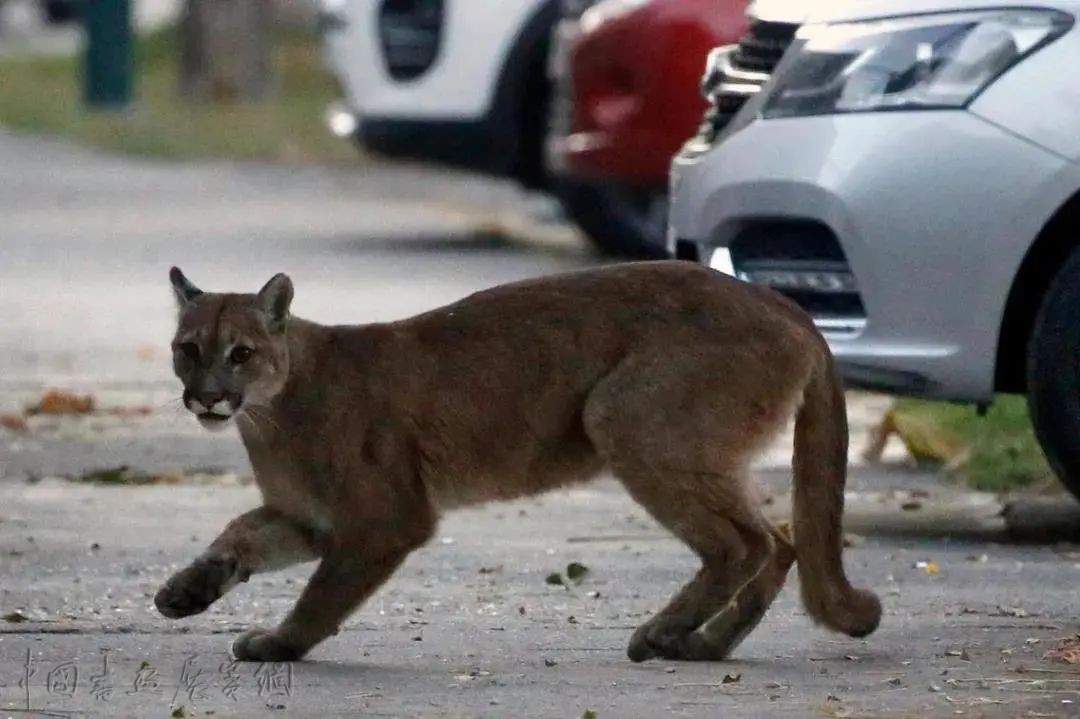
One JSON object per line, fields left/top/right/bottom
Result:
{"left": 325, "top": 103, "right": 358, "bottom": 138}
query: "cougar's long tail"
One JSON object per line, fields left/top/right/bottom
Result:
{"left": 791, "top": 350, "right": 881, "bottom": 637}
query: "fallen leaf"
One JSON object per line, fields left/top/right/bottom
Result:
{"left": 722, "top": 673, "right": 741, "bottom": 684}
{"left": 545, "top": 573, "right": 564, "bottom": 586}
{"left": 1045, "top": 635, "right": 1080, "bottom": 664}
{"left": 582, "top": 711, "right": 598, "bottom": 719}
{"left": 172, "top": 708, "right": 186, "bottom": 719}
{"left": 0, "top": 414, "right": 28, "bottom": 433}
{"left": 916, "top": 561, "right": 941, "bottom": 575}
{"left": 2, "top": 611, "right": 28, "bottom": 623}
{"left": 566, "top": 562, "right": 590, "bottom": 583}
{"left": 862, "top": 404, "right": 967, "bottom": 465}
{"left": 27, "top": 389, "right": 94, "bottom": 416}
{"left": 901, "top": 501, "right": 923, "bottom": 511}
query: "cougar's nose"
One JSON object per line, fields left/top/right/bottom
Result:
{"left": 184, "top": 389, "right": 232, "bottom": 416}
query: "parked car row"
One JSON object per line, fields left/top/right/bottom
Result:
{"left": 319, "top": 0, "right": 731, "bottom": 256}
{"left": 321, "top": 0, "right": 1080, "bottom": 500}
{"left": 545, "top": 0, "right": 746, "bottom": 256}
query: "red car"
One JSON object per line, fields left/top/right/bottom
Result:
{"left": 547, "top": 0, "right": 748, "bottom": 256}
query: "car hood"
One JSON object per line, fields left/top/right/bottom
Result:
{"left": 749, "top": 0, "right": 1080, "bottom": 24}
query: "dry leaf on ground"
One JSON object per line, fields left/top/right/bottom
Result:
{"left": 0, "top": 414, "right": 28, "bottom": 433}
{"left": 915, "top": 560, "right": 941, "bottom": 575}
{"left": 26, "top": 390, "right": 94, "bottom": 415}
{"left": 1045, "top": 635, "right": 1080, "bottom": 664}
{"left": 862, "top": 403, "right": 968, "bottom": 466}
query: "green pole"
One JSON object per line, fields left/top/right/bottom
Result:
{"left": 83, "top": 0, "right": 134, "bottom": 110}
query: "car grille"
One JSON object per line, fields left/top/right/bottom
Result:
{"left": 732, "top": 221, "right": 865, "bottom": 332}
{"left": 677, "top": 221, "right": 865, "bottom": 335}
{"left": 378, "top": 0, "right": 445, "bottom": 81}
{"left": 691, "top": 19, "right": 798, "bottom": 147}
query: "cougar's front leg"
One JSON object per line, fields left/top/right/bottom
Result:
{"left": 155, "top": 506, "right": 324, "bottom": 620}
{"left": 233, "top": 517, "right": 435, "bottom": 662}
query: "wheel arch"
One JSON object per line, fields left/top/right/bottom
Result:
{"left": 489, "top": 0, "right": 560, "bottom": 189}
{"left": 995, "top": 188, "right": 1080, "bottom": 393}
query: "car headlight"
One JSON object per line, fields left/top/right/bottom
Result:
{"left": 762, "top": 9, "right": 1072, "bottom": 119}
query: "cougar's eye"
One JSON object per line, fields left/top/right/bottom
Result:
{"left": 229, "top": 346, "right": 254, "bottom": 365}
{"left": 178, "top": 342, "right": 200, "bottom": 362}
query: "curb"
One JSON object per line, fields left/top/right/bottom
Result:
{"left": 762, "top": 490, "right": 1080, "bottom": 543}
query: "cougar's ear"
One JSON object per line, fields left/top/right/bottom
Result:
{"left": 257, "top": 273, "right": 293, "bottom": 333}
{"left": 169, "top": 266, "right": 203, "bottom": 308}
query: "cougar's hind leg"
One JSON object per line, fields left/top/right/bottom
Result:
{"left": 614, "top": 464, "right": 776, "bottom": 662}
{"left": 689, "top": 522, "right": 796, "bottom": 660}
{"left": 582, "top": 350, "right": 796, "bottom": 662}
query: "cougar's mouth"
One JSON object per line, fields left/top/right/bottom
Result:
{"left": 197, "top": 412, "right": 232, "bottom": 431}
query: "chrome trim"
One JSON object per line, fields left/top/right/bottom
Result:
{"left": 815, "top": 318, "right": 867, "bottom": 334}
{"left": 716, "top": 82, "right": 764, "bottom": 98}
{"left": 718, "top": 50, "right": 770, "bottom": 85}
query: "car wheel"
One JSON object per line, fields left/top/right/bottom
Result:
{"left": 555, "top": 180, "right": 669, "bottom": 259}
{"left": 1026, "top": 246, "right": 1080, "bottom": 501}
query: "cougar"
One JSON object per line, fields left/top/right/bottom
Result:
{"left": 155, "top": 261, "right": 880, "bottom": 663}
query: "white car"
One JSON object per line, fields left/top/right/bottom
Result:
{"left": 320, "top": 0, "right": 557, "bottom": 190}
{"left": 667, "top": 0, "right": 1080, "bottom": 497}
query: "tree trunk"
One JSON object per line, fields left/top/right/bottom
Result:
{"left": 179, "top": 0, "right": 273, "bottom": 103}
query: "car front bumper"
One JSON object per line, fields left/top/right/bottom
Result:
{"left": 669, "top": 111, "right": 1071, "bottom": 401}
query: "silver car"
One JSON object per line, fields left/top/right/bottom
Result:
{"left": 667, "top": 0, "right": 1080, "bottom": 497}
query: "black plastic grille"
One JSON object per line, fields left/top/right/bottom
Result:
{"left": 730, "top": 221, "right": 865, "bottom": 320}
{"left": 729, "top": 20, "right": 797, "bottom": 73}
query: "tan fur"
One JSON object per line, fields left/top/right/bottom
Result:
{"left": 155, "top": 261, "right": 881, "bottom": 663}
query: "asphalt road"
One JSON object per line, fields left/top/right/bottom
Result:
{"left": 1, "top": 132, "right": 1079, "bottom": 718}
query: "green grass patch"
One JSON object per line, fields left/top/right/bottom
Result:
{"left": 0, "top": 27, "right": 360, "bottom": 164}
{"left": 894, "top": 395, "right": 1054, "bottom": 493}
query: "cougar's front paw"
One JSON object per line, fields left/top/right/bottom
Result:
{"left": 233, "top": 628, "right": 306, "bottom": 662}
{"left": 155, "top": 556, "right": 239, "bottom": 619}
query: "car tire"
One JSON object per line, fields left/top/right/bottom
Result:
{"left": 1026, "top": 246, "right": 1080, "bottom": 501}
{"left": 554, "top": 180, "right": 670, "bottom": 259}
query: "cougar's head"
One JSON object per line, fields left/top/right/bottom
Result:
{"left": 168, "top": 267, "right": 293, "bottom": 431}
